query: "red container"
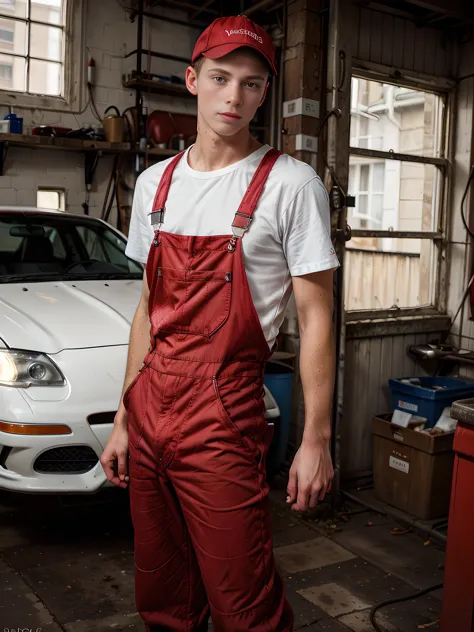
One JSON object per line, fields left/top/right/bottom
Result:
{"left": 441, "top": 406, "right": 474, "bottom": 631}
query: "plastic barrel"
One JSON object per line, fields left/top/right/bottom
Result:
{"left": 264, "top": 360, "right": 294, "bottom": 474}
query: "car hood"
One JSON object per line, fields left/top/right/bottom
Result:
{"left": 0, "top": 280, "right": 142, "bottom": 354}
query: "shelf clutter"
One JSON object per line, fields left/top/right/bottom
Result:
{"left": 371, "top": 375, "right": 474, "bottom": 521}
{"left": 0, "top": 132, "right": 179, "bottom": 156}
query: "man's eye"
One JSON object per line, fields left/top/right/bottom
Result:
{"left": 246, "top": 82, "right": 258, "bottom": 89}
{"left": 213, "top": 76, "right": 226, "bottom": 83}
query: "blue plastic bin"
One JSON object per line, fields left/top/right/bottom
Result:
{"left": 264, "top": 360, "right": 294, "bottom": 474}
{"left": 389, "top": 376, "right": 474, "bottom": 427}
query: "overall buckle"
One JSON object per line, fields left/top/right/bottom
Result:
{"left": 150, "top": 208, "right": 165, "bottom": 228}
{"left": 229, "top": 214, "right": 252, "bottom": 252}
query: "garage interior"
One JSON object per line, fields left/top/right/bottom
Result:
{"left": 1, "top": 0, "right": 474, "bottom": 630}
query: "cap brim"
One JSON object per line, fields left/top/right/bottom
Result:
{"left": 202, "top": 43, "right": 277, "bottom": 75}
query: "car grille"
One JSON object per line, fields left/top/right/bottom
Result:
{"left": 87, "top": 412, "right": 116, "bottom": 425}
{"left": 34, "top": 446, "right": 99, "bottom": 474}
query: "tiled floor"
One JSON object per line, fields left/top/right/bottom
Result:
{"left": 0, "top": 481, "right": 444, "bottom": 631}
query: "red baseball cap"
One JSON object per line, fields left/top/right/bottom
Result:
{"left": 192, "top": 15, "right": 277, "bottom": 75}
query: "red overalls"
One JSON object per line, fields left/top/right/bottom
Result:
{"left": 124, "top": 148, "right": 294, "bottom": 632}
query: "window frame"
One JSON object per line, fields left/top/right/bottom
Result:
{"left": 346, "top": 63, "right": 454, "bottom": 321}
{"left": 0, "top": 0, "right": 84, "bottom": 112}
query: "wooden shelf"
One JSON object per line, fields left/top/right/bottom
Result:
{"left": 0, "top": 132, "right": 178, "bottom": 175}
{"left": 0, "top": 133, "right": 129, "bottom": 153}
{"left": 147, "top": 147, "right": 180, "bottom": 156}
{"left": 123, "top": 77, "right": 194, "bottom": 99}
{"left": 0, "top": 132, "right": 178, "bottom": 156}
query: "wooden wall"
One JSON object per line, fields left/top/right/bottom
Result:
{"left": 339, "top": 2, "right": 456, "bottom": 478}
{"left": 345, "top": 249, "right": 421, "bottom": 311}
{"left": 350, "top": 4, "right": 456, "bottom": 78}
{"left": 341, "top": 331, "right": 441, "bottom": 477}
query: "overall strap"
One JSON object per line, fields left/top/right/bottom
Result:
{"left": 231, "top": 148, "right": 282, "bottom": 239}
{"left": 150, "top": 150, "right": 186, "bottom": 224}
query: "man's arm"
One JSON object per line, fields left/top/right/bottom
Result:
{"left": 100, "top": 270, "right": 150, "bottom": 487}
{"left": 115, "top": 269, "right": 151, "bottom": 428}
{"left": 286, "top": 268, "right": 336, "bottom": 511}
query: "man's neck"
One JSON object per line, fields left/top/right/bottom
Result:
{"left": 188, "top": 123, "right": 262, "bottom": 172}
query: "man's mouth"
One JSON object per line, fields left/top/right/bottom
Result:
{"left": 218, "top": 112, "right": 242, "bottom": 122}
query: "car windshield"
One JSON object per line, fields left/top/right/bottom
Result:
{"left": 0, "top": 212, "right": 143, "bottom": 283}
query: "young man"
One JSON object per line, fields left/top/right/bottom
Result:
{"left": 101, "top": 14, "right": 339, "bottom": 632}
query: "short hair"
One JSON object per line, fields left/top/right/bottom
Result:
{"left": 192, "top": 56, "right": 206, "bottom": 74}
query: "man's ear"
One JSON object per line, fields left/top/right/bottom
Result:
{"left": 259, "top": 81, "right": 270, "bottom": 107}
{"left": 186, "top": 65, "right": 198, "bottom": 96}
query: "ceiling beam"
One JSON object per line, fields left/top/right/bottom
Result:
{"left": 244, "top": 0, "right": 280, "bottom": 16}
{"left": 189, "top": 0, "right": 219, "bottom": 21}
{"left": 157, "top": 0, "right": 220, "bottom": 16}
{"left": 400, "top": 0, "right": 474, "bottom": 21}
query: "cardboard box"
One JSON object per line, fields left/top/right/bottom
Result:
{"left": 372, "top": 414, "right": 455, "bottom": 520}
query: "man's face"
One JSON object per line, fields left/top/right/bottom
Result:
{"left": 186, "top": 49, "right": 269, "bottom": 137}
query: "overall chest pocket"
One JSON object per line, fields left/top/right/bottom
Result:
{"left": 151, "top": 266, "right": 232, "bottom": 338}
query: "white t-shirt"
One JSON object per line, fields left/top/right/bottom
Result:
{"left": 125, "top": 145, "right": 339, "bottom": 348}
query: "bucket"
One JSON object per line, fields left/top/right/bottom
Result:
{"left": 103, "top": 106, "right": 125, "bottom": 143}
{"left": 264, "top": 360, "right": 294, "bottom": 474}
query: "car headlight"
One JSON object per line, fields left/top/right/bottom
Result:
{"left": 0, "top": 349, "right": 66, "bottom": 388}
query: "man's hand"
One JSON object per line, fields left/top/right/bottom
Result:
{"left": 100, "top": 408, "right": 129, "bottom": 489}
{"left": 286, "top": 437, "right": 334, "bottom": 511}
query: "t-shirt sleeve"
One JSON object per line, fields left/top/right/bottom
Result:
{"left": 125, "top": 178, "right": 150, "bottom": 265}
{"left": 280, "top": 176, "right": 340, "bottom": 276}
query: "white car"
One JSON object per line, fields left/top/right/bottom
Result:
{"left": 0, "top": 207, "right": 280, "bottom": 494}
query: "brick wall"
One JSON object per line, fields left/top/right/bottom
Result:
{"left": 0, "top": 0, "right": 197, "bottom": 227}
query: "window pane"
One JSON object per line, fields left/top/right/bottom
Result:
{"left": 0, "top": 17, "right": 27, "bottom": 55}
{"left": 37, "top": 190, "right": 60, "bottom": 210}
{"left": 349, "top": 155, "right": 440, "bottom": 232}
{"left": 360, "top": 165, "right": 369, "bottom": 190}
{"left": 371, "top": 194, "right": 383, "bottom": 224}
{"left": 359, "top": 116, "right": 368, "bottom": 137}
{"left": 358, "top": 194, "right": 368, "bottom": 216}
{"left": 31, "top": 0, "right": 64, "bottom": 26}
{"left": 30, "top": 23, "right": 62, "bottom": 61}
{"left": 29, "top": 58, "right": 61, "bottom": 95}
{"left": 0, "top": 0, "right": 28, "bottom": 19}
{"left": 344, "top": 238, "right": 436, "bottom": 310}
{"left": 350, "top": 77, "right": 444, "bottom": 157}
{"left": 372, "top": 163, "right": 385, "bottom": 191}
{"left": 0, "top": 51, "right": 24, "bottom": 91}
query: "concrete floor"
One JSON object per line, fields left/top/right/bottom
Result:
{"left": 0, "top": 479, "right": 444, "bottom": 632}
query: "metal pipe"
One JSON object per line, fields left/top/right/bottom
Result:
{"left": 136, "top": 0, "right": 143, "bottom": 77}
{"left": 158, "top": 0, "right": 219, "bottom": 15}
{"left": 245, "top": 0, "right": 280, "bottom": 16}
{"left": 189, "top": 0, "right": 218, "bottom": 21}
{"left": 270, "top": 66, "right": 276, "bottom": 148}
{"left": 326, "top": 0, "right": 344, "bottom": 507}
{"left": 125, "top": 48, "right": 190, "bottom": 64}
{"left": 26, "top": 0, "right": 31, "bottom": 92}
{"left": 276, "top": 0, "right": 286, "bottom": 152}
{"left": 276, "top": 46, "right": 284, "bottom": 151}
{"left": 139, "top": 11, "right": 204, "bottom": 29}
{"left": 135, "top": 0, "right": 144, "bottom": 173}
{"left": 386, "top": 85, "right": 401, "bottom": 130}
